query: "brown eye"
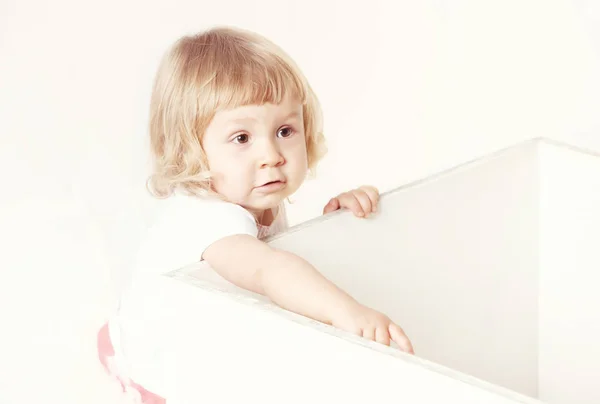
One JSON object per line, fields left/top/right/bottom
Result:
{"left": 277, "top": 127, "right": 294, "bottom": 138}
{"left": 233, "top": 134, "right": 249, "bottom": 144}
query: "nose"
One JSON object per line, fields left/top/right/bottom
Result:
{"left": 258, "top": 138, "right": 285, "bottom": 168}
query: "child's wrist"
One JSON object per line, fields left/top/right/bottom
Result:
{"left": 325, "top": 294, "right": 362, "bottom": 324}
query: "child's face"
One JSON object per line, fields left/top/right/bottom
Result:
{"left": 202, "top": 95, "right": 308, "bottom": 215}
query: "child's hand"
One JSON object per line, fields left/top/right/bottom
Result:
{"left": 323, "top": 185, "right": 380, "bottom": 217}
{"left": 331, "top": 302, "right": 414, "bottom": 354}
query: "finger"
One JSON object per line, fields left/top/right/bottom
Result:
{"left": 338, "top": 193, "right": 365, "bottom": 217}
{"left": 352, "top": 189, "right": 373, "bottom": 216}
{"left": 322, "top": 197, "right": 340, "bottom": 215}
{"left": 360, "top": 185, "right": 380, "bottom": 212}
{"left": 362, "top": 327, "right": 375, "bottom": 342}
{"left": 389, "top": 323, "right": 414, "bottom": 354}
{"left": 375, "top": 327, "right": 391, "bottom": 346}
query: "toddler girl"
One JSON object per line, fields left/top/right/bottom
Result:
{"left": 98, "top": 25, "right": 413, "bottom": 404}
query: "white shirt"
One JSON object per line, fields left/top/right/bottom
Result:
{"left": 132, "top": 193, "right": 288, "bottom": 278}
{"left": 108, "top": 193, "right": 288, "bottom": 394}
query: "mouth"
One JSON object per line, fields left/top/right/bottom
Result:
{"left": 260, "top": 180, "right": 285, "bottom": 186}
{"left": 255, "top": 179, "right": 286, "bottom": 192}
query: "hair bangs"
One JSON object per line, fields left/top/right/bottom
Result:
{"left": 205, "top": 53, "right": 307, "bottom": 112}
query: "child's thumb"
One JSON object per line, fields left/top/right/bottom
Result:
{"left": 389, "top": 324, "right": 414, "bottom": 354}
{"left": 323, "top": 198, "right": 340, "bottom": 214}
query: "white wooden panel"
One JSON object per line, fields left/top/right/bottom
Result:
{"left": 265, "top": 140, "right": 540, "bottom": 397}
{"left": 165, "top": 265, "right": 537, "bottom": 404}
{"left": 538, "top": 141, "right": 600, "bottom": 404}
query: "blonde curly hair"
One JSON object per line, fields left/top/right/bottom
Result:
{"left": 147, "top": 26, "right": 327, "bottom": 198}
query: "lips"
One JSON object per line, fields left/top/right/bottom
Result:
{"left": 259, "top": 180, "right": 285, "bottom": 187}
{"left": 255, "top": 179, "right": 286, "bottom": 192}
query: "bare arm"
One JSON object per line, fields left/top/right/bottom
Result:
{"left": 202, "top": 234, "right": 358, "bottom": 325}
{"left": 203, "top": 234, "right": 414, "bottom": 353}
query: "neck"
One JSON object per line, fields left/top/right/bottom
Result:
{"left": 252, "top": 205, "right": 279, "bottom": 227}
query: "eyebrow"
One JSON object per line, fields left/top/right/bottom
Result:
{"left": 282, "top": 110, "right": 302, "bottom": 121}
{"left": 227, "top": 110, "right": 302, "bottom": 126}
{"left": 228, "top": 116, "right": 256, "bottom": 125}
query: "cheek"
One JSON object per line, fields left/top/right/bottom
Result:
{"left": 210, "top": 154, "right": 254, "bottom": 190}
{"left": 286, "top": 141, "right": 308, "bottom": 173}
{"left": 206, "top": 147, "right": 234, "bottom": 173}
{"left": 205, "top": 149, "right": 230, "bottom": 184}
{"left": 299, "top": 138, "right": 309, "bottom": 168}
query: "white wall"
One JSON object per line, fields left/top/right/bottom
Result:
{"left": 1, "top": 1, "right": 600, "bottom": 403}
{"left": 538, "top": 142, "right": 600, "bottom": 404}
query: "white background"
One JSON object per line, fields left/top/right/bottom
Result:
{"left": 1, "top": 1, "right": 599, "bottom": 403}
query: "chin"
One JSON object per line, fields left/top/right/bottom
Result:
{"left": 255, "top": 199, "right": 285, "bottom": 211}
{"left": 247, "top": 194, "right": 288, "bottom": 212}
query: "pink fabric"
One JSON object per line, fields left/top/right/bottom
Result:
{"left": 257, "top": 203, "right": 288, "bottom": 239}
{"left": 97, "top": 323, "right": 166, "bottom": 404}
